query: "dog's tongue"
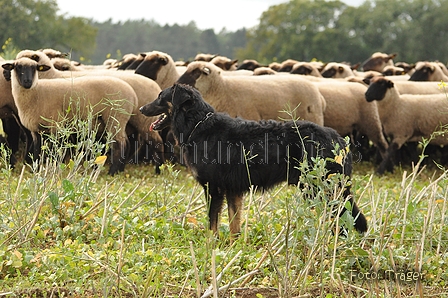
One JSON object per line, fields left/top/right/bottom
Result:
{"left": 149, "top": 122, "right": 155, "bottom": 131}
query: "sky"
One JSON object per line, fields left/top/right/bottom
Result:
{"left": 57, "top": 0, "right": 364, "bottom": 32}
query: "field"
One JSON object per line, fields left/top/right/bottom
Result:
{"left": 0, "top": 103, "right": 446, "bottom": 297}
{"left": 0, "top": 127, "right": 447, "bottom": 298}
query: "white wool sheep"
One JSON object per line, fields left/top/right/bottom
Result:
{"left": 16, "top": 50, "right": 165, "bottom": 171}
{"left": 134, "top": 50, "right": 185, "bottom": 90}
{"left": 290, "top": 62, "right": 323, "bottom": 77}
{"left": 236, "top": 59, "right": 265, "bottom": 71}
{"left": 210, "top": 56, "right": 238, "bottom": 71}
{"left": 409, "top": 61, "right": 448, "bottom": 82}
{"left": 362, "top": 52, "right": 396, "bottom": 72}
{"left": 364, "top": 76, "right": 448, "bottom": 174}
{"left": 0, "top": 60, "right": 16, "bottom": 113}
{"left": 194, "top": 53, "right": 217, "bottom": 62}
{"left": 381, "top": 65, "right": 406, "bottom": 76}
{"left": 321, "top": 62, "right": 357, "bottom": 78}
{"left": 391, "top": 80, "right": 445, "bottom": 95}
{"left": 313, "top": 80, "right": 389, "bottom": 161}
{"left": 252, "top": 67, "right": 278, "bottom": 76}
{"left": 3, "top": 57, "right": 137, "bottom": 175}
{"left": 277, "top": 59, "right": 300, "bottom": 72}
{"left": 177, "top": 61, "right": 326, "bottom": 125}
{"left": 116, "top": 53, "right": 138, "bottom": 70}
{"left": 394, "top": 62, "right": 415, "bottom": 74}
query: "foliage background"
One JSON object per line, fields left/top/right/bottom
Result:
{"left": 1, "top": 0, "right": 448, "bottom": 65}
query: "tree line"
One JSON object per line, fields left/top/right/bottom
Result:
{"left": 1, "top": 0, "right": 448, "bottom": 67}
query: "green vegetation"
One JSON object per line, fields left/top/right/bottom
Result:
{"left": 0, "top": 114, "right": 447, "bottom": 297}
{"left": 2, "top": 0, "right": 448, "bottom": 65}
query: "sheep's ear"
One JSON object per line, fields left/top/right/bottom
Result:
{"left": 37, "top": 65, "right": 51, "bottom": 72}
{"left": 202, "top": 67, "right": 211, "bottom": 75}
{"left": 385, "top": 79, "right": 394, "bottom": 88}
{"left": 159, "top": 57, "right": 168, "bottom": 65}
{"left": 2, "top": 63, "right": 14, "bottom": 71}
{"left": 338, "top": 66, "right": 344, "bottom": 73}
{"left": 30, "top": 54, "right": 40, "bottom": 62}
{"left": 362, "top": 78, "right": 371, "bottom": 85}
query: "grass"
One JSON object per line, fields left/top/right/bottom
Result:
{"left": 0, "top": 90, "right": 447, "bottom": 297}
{"left": 0, "top": 142, "right": 447, "bottom": 297}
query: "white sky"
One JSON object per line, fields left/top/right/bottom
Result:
{"left": 57, "top": 0, "right": 364, "bottom": 32}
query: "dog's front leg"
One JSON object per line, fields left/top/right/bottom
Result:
{"left": 227, "top": 194, "right": 243, "bottom": 239}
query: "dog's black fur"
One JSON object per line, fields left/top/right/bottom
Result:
{"left": 140, "top": 83, "right": 367, "bottom": 236}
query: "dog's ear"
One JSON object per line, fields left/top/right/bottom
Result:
{"left": 171, "top": 84, "right": 195, "bottom": 106}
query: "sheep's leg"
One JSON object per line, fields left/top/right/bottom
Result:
{"left": 207, "top": 186, "right": 225, "bottom": 235}
{"left": 227, "top": 194, "right": 243, "bottom": 239}
{"left": 376, "top": 142, "right": 399, "bottom": 175}
{"left": 108, "top": 137, "right": 128, "bottom": 175}
{"left": 31, "top": 132, "right": 42, "bottom": 162}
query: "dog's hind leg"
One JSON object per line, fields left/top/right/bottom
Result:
{"left": 207, "top": 186, "right": 225, "bottom": 235}
{"left": 227, "top": 194, "right": 243, "bottom": 239}
{"left": 340, "top": 187, "right": 368, "bottom": 233}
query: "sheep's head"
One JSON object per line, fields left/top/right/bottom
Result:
{"left": 2, "top": 58, "right": 50, "bottom": 89}
{"left": 362, "top": 52, "right": 397, "bottom": 72}
{"left": 177, "top": 61, "right": 216, "bottom": 89}
{"left": 382, "top": 65, "right": 406, "bottom": 76}
{"left": 409, "top": 62, "right": 435, "bottom": 81}
{"left": 237, "top": 59, "right": 263, "bottom": 71}
{"left": 364, "top": 76, "right": 394, "bottom": 102}
{"left": 321, "top": 62, "right": 352, "bottom": 78}
{"left": 210, "top": 56, "right": 238, "bottom": 71}
{"left": 135, "top": 51, "right": 171, "bottom": 80}
{"left": 194, "top": 53, "right": 217, "bottom": 62}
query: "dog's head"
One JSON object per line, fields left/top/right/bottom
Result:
{"left": 140, "top": 85, "right": 174, "bottom": 131}
{"left": 140, "top": 83, "right": 212, "bottom": 131}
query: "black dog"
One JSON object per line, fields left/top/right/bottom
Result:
{"left": 140, "top": 83, "right": 367, "bottom": 236}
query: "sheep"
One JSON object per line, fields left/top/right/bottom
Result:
{"left": 194, "top": 53, "right": 217, "bottom": 62}
{"left": 16, "top": 50, "right": 165, "bottom": 172}
{"left": 51, "top": 57, "right": 81, "bottom": 71}
{"left": 268, "top": 62, "right": 282, "bottom": 71}
{"left": 394, "top": 62, "right": 415, "bottom": 74}
{"left": 210, "top": 55, "right": 238, "bottom": 70}
{"left": 290, "top": 62, "right": 323, "bottom": 77}
{"left": 121, "top": 53, "right": 148, "bottom": 70}
{"left": 236, "top": 59, "right": 265, "bottom": 71}
{"left": 253, "top": 67, "right": 278, "bottom": 76}
{"left": 364, "top": 76, "right": 448, "bottom": 174}
{"left": 0, "top": 60, "right": 28, "bottom": 165}
{"left": 409, "top": 61, "right": 448, "bottom": 82}
{"left": 362, "top": 52, "right": 397, "bottom": 72}
{"left": 277, "top": 59, "right": 300, "bottom": 72}
{"left": 134, "top": 50, "right": 184, "bottom": 90}
{"left": 39, "top": 48, "right": 68, "bottom": 59}
{"left": 176, "top": 61, "right": 326, "bottom": 125}
{"left": 116, "top": 53, "right": 138, "bottom": 70}
{"left": 312, "top": 80, "right": 389, "bottom": 162}
{"left": 381, "top": 65, "right": 406, "bottom": 76}
{"left": 3, "top": 57, "right": 137, "bottom": 175}
{"left": 103, "top": 58, "right": 118, "bottom": 67}
{"left": 321, "top": 62, "right": 357, "bottom": 78}
{"left": 392, "top": 80, "right": 445, "bottom": 95}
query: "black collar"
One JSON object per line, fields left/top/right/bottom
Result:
{"left": 186, "top": 112, "right": 214, "bottom": 143}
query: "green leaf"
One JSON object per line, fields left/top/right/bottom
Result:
{"left": 48, "top": 191, "right": 59, "bottom": 211}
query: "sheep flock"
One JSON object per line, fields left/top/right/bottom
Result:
{"left": 1, "top": 49, "right": 448, "bottom": 175}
